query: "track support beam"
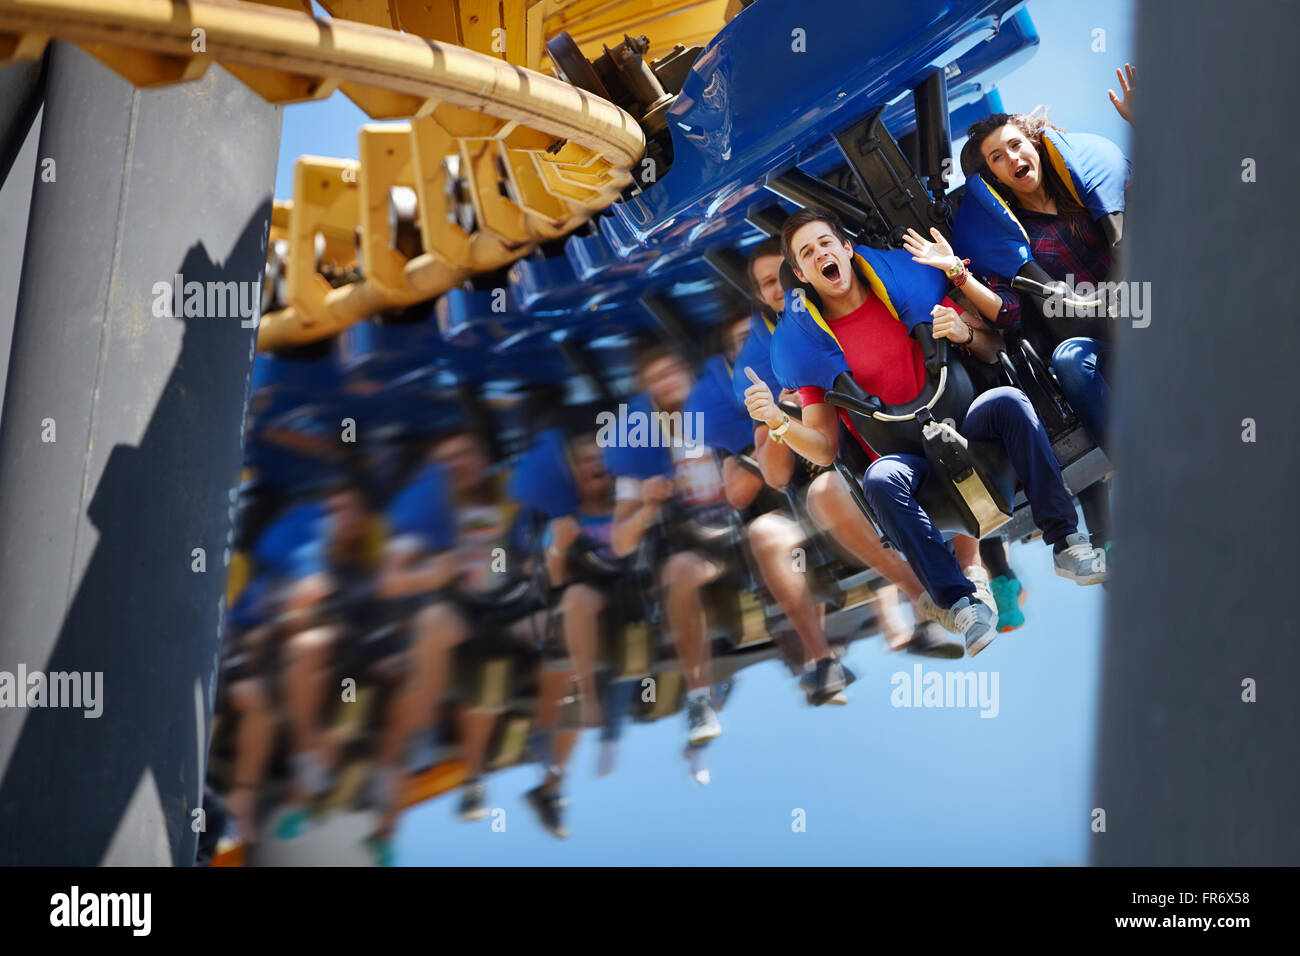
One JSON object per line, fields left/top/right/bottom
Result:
{"left": 0, "top": 47, "right": 281, "bottom": 865}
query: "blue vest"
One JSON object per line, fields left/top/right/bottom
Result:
{"left": 507, "top": 428, "right": 581, "bottom": 519}
{"left": 731, "top": 312, "right": 778, "bottom": 407}
{"left": 601, "top": 392, "right": 676, "bottom": 479}
{"left": 685, "top": 355, "right": 756, "bottom": 458}
{"left": 385, "top": 463, "right": 456, "bottom": 553}
{"left": 769, "top": 245, "right": 949, "bottom": 392}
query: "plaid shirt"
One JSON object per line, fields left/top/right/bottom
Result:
{"left": 982, "top": 207, "right": 1113, "bottom": 330}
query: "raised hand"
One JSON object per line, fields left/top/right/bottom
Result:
{"left": 1108, "top": 62, "right": 1136, "bottom": 124}
{"left": 903, "top": 227, "right": 962, "bottom": 275}
{"left": 742, "top": 366, "right": 782, "bottom": 428}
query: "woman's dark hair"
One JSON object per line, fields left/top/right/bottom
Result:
{"left": 779, "top": 207, "right": 854, "bottom": 273}
{"left": 961, "top": 110, "right": 1088, "bottom": 227}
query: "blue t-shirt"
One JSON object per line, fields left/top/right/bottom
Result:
{"left": 542, "top": 510, "right": 616, "bottom": 562}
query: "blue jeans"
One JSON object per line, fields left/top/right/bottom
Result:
{"left": 1051, "top": 337, "right": 1110, "bottom": 450}
{"left": 862, "top": 387, "right": 1079, "bottom": 610}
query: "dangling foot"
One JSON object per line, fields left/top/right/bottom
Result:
{"left": 903, "top": 620, "right": 965, "bottom": 659}
{"left": 951, "top": 596, "right": 999, "bottom": 657}
{"left": 225, "top": 784, "right": 260, "bottom": 845}
{"left": 686, "top": 693, "right": 722, "bottom": 745}
{"left": 1053, "top": 532, "right": 1108, "bottom": 585}
{"left": 524, "top": 785, "right": 569, "bottom": 839}
{"left": 361, "top": 831, "right": 395, "bottom": 866}
{"left": 683, "top": 743, "right": 711, "bottom": 786}
{"left": 289, "top": 749, "right": 331, "bottom": 805}
{"left": 457, "top": 777, "right": 489, "bottom": 822}
{"left": 810, "top": 656, "right": 855, "bottom": 704}
{"left": 990, "top": 574, "right": 1026, "bottom": 632}
{"left": 273, "top": 807, "right": 313, "bottom": 842}
{"left": 914, "top": 590, "right": 955, "bottom": 633}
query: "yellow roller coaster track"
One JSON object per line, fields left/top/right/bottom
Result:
{"left": 0, "top": 1, "right": 737, "bottom": 350}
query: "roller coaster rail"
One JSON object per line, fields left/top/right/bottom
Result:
{"left": 0, "top": 0, "right": 649, "bottom": 350}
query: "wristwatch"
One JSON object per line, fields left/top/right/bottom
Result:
{"left": 944, "top": 258, "right": 966, "bottom": 278}
{"left": 769, "top": 412, "right": 792, "bottom": 442}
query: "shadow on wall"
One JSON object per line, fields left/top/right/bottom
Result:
{"left": 0, "top": 204, "right": 270, "bottom": 865}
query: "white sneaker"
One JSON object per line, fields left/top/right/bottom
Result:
{"left": 913, "top": 590, "right": 955, "bottom": 633}
{"left": 964, "top": 565, "right": 998, "bottom": 616}
{"left": 1053, "top": 532, "right": 1108, "bottom": 585}
{"left": 683, "top": 744, "right": 711, "bottom": 786}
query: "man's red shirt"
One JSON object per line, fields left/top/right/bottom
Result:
{"left": 797, "top": 293, "right": 957, "bottom": 459}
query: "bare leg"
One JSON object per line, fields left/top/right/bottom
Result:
{"left": 747, "top": 511, "right": 832, "bottom": 663}
{"left": 559, "top": 583, "right": 606, "bottom": 728}
{"left": 373, "top": 601, "right": 467, "bottom": 836}
{"left": 535, "top": 666, "right": 578, "bottom": 793}
{"left": 375, "top": 602, "right": 464, "bottom": 765}
{"left": 457, "top": 704, "right": 499, "bottom": 778}
{"left": 806, "top": 472, "right": 926, "bottom": 601}
{"left": 549, "top": 730, "right": 579, "bottom": 791}
{"left": 661, "top": 550, "right": 725, "bottom": 691}
{"left": 226, "top": 677, "right": 274, "bottom": 842}
{"left": 873, "top": 583, "right": 911, "bottom": 651}
{"left": 282, "top": 625, "right": 335, "bottom": 801}
{"left": 806, "top": 472, "right": 927, "bottom": 650}
{"left": 953, "top": 534, "right": 981, "bottom": 572}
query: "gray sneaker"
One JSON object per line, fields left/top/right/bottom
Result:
{"left": 799, "top": 669, "right": 850, "bottom": 705}
{"left": 950, "top": 596, "right": 999, "bottom": 657}
{"left": 916, "top": 566, "right": 997, "bottom": 633}
{"left": 904, "top": 620, "right": 965, "bottom": 659}
{"left": 686, "top": 696, "right": 722, "bottom": 745}
{"left": 1053, "top": 532, "right": 1108, "bottom": 585}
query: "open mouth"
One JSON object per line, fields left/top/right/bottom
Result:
{"left": 820, "top": 260, "right": 841, "bottom": 283}
{"left": 1014, "top": 163, "right": 1031, "bottom": 180}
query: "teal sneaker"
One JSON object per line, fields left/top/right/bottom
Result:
{"left": 362, "top": 833, "right": 394, "bottom": 867}
{"left": 990, "top": 574, "right": 1026, "bottom": 633}
{"left": 273, "top": 808, "right": 312, "bottom": 842}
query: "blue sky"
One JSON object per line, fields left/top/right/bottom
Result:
{"left": 271, "top": 0, "right": 1134, "bottom": 864}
